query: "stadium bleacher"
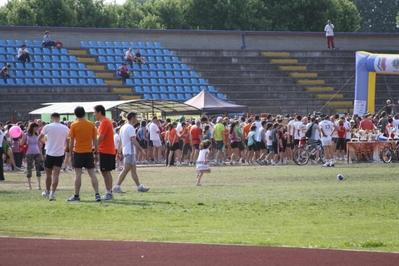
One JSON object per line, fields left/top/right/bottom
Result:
{"left": 0, "top": 39, "right": 226, "bottom": 102}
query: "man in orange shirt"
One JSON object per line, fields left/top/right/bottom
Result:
{"left": 94, "top": 105, "right": 116, "bottom": 201}
{"left": 67, "top": 106, "right": 101, "bottom": 202}
{"left": 242, "top": 118, "right": 252, "bottom": 161}
{"left": 167, "top": 122, "right": 180, "bottom": 167}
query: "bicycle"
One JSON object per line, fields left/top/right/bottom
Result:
{"left": 380, "top": 140, "right": 399, "bottom": 163}
{"left": 293, "top": 138, "right": 326, "bottom": 166}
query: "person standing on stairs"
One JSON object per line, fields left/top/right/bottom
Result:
{"left": 324, "top": 20, "right": 335, "bottom": 50}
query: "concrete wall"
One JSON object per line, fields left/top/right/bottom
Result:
{"left": 1, "top": 26, "right": 398, "bottom": 51}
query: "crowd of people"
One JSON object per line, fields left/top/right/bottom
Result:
{"left": 1, "top": 100, "right": 397, "bottom": 196}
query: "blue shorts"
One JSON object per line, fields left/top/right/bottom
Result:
{"left": 216, "top": 140, "right": 224, "bottom": 151}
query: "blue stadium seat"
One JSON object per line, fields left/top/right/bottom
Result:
{"left": 154, "top": 42, "right": 163, "bottom": 49}
{"left": 167, "top": 86, "right": 175, "bottom": 93}
{"left": 165, "top": 71, "right": 174, "bottom": 78}
{"left": 6, "top": 40, "right": 15, "bottom": 46}
{"left": 33, "top": 63, "right": 42, "bottom": 69}
{"left": 60, "top": 48, "right": 68, "bottom": 54}
{"left": 184, "top": 86, "right": 193, "bottom": 93}
{"left": 172, "top": 57, "right": 180, "bottom": 63}
{"left": 0, "top": 48, "right": 5, "bottom": 54}
{"left": 77, "top": 63, "right": 86, "bottom": 69}
{"left": 143, "top": 94, "right": 151, "bottom": 100}
{"left": 25, "top": 78, "right": 33, "bottom": 85}
{"left": 52, "top": 78, "right": 61, "bottom": 85}
{"left": 61, "top": 78, "right": 70, "bottom": 85}
{"left": 105, "top": 42, "right": 113, "bottom": 48}
{"left": 151, "top": 86, "right": 160, "bottom": 93}
{"left": 96, "top": 79, "right": 105, "bottom": 85}
{"left": 169, "top": 94, "right": 177, "bottom": 100}
{"left": 177, "top": 94, "right": 185, "bottom": 101}
{"left": 158, "top": 79, "right": 166, "bottom": 85}
{"left": 97, "top": 49, "right": 106, "bottom": 56}
{"left": 208, "top": 86, "right": 217, "bottom": 93}
{"left": 52, "top": 49, "right": 60, "bottom": 55}
{"left": 185, "top": 93, "right": 193, "bottom": 99}
{"left": 199, "top": 78, "right": 207, "bottom": 85}
{"left": 189, "top": 71, "right": 198, "bottom": 77}
{"left": 155, "top": 56, "right": 163, "bottom": 63}
{"left": 24, "top": 70, "right": 33, "bottom": 77}
{"left": 7, "top": 55, "right": 15, "bottom": 61}
{"left": 166, "top": 79, "right": 175, "bottom": 85}
{"left": 191, "top": 79, "right": 199, "bottom": 85}
{"left": 61, "top": 63, "right": 69, "bottom": 70}
{"left": 146, "top": 42, "right": 154, "bottom": 48}
{"left": 164, "top": 57, "right": 172, "bottom": 63}
{"left": 51, "top": 63, "right": 61, "bottom": 70}
{"left": 164, "top": 64, "right": 172, "bottom": 70}
{"left": 69, "top": 56, "right": 78, "bottom": 62}
{"left": 43, "top": 78, "right": 52, "bottom": 85}
{"left": 6, "top": 47, "right": 16, "bottom": 54}
{"left": 149, "top": 64, "right": 157, "bottom": 71}
{"left": 192, "top": 86, "right": 200, "bottom": 93}
{"left": 135, "top": 86, "right": 143, "bottom": 93}
{"left": 160, "top": 94, "right": 168, "bottom": 100}
{"left": 138, "top": 42, "right": 146, "bottom": 48}
{"left": 175, "top": 78, "right": 183, "bottom": 85}
{"left": 15, "top": 40, "right": 23, "bottom": 46}
{"left": 122, "top": 42, "right": 130, "bottom": 48}
{"left": 155, "top": 49, "right": 163, "bottom": 56}
{"left": 89, "top": 49, "right": 97, "bottom": 55}
{"left": 107, "top": 63, "right": 117, "bottom": 70}
{"left": 24, "top": 40, "right": 33, "bottom": 46}
{"left": 156, "top": 64, "right": 165, "bottom": 70}
{"left": 150, "top": 79, "right": 158, "bottom": 85}
{"left": 68, "top": 63, "right": 78, "bottom": 70}
{"left": 69, "top": 71, "right": 78, "bottom": 77}
{"left": 98, "top": 56, "right": 106, "bottom": 63}
{"left": 16, "top": 70, "right": 24, "bottom": 77}
{"left": 97, "top": 41, "right": 106, "bottom": 48}
{"left": 34, "top": 70, "right": 42, "bottom": 77}
{"left": 0, "top": 79, "right": 5, "bottom": 86}
{"left": 218, "top": 93, "right": 227, "bottom": 100}
{"left": 61, "top": 71, "right": 69, "bottom": 77}
{"left": 42, "top": 55, "right": 51, "bottom": 61}
{"left": 52, "top": 55, "right": 60, "bottom": 61}
{"left": 42, "top": 63, "right": 51, "bottom": 69}
{"left": 182, "top": 71, "right": 189, "bottom": 77}
{"left": 160, "top": 86, "right": 167, "bottom": 93}
{"left": 114, "top": 42, "right": 122, "bottom": 48}
{"left": 78, "top": 71, "right": 86, "bottom": 77}
{"left": 143, "top": 86, "right": 151, "bottom": 93}
{"left": 6, "top": 79, "right": 15, "bottom": 86}
{"left": 183, "top": 78, "right": 191, "bottom": 85}
{"left": 87, "top": 79, "right": 96, "bottom": 85}
{"left": 0, "top": 40, "right": 5, "bottom": 46}
{"left": 113, "top": 49, "right": 124, "bottom": 56}
{"left": 146, "top": 49, "right": 155, "bottom": 56}
{"left": 52, "top": 71, "right": 61, "bottom": 77}
{"left": 173, "top": 71, "right": 182, "bottom": 78}
{"left": 164, "top": 50, "right": 171, "bottom": 56}
{"left": 181, "top": 64, "right": 189, "bottom": 70}
{"left": 125, "top": 79, "right": 133, "bottom": 85}
{"left": 16, "top": 78, "right": 24, "bottom": 85}
{"left": 78, "top": 79, "right": 88, "bottom": 85}
{"left": 81, "top": 41, "right": 89, "bottom": 48}
{"left": 42, "top": 48, "right": 52, "bottom": 55}
{"left": 89, "top": 41, "right": 97, "bottom": 47}
{"left": 70, "top": 78, "right": 78, "bottom": 85}
{"left": 105, "top": 49, "right": 114, "bottom": 55}
{"left": 87, "top": 71, "right": 96, "bottom": 77}
{"left": 106, "top": 56, "right": 116, "bottom": 62}
{"left": 134, "top": 79, "right": 142, "bottom": 86}
{"left": 176, "top": 86, "right": 183, "bottom": 93}
{"left": 33, "top": 40, "right": 42, "bottom": 47}
{"left": 152, "top": 94, "right": 160, "bottom": 100}
{"left": 157, "top": 71, "right": 165, "bottom": 78}
{"left": 173, "top": 64, "right": 181, "bottom": 70}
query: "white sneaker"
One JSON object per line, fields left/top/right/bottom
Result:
{"left": 322, "top": 163, "right": 330, "bottom": 167}
{"left": 49, "top": 194, "right": 56, "bottom": 201}
{"left": 41, "top": 191, "right": 49, "bottom": 198}
{"left": 113, "top": 186, "right": 125, "bottom": 193}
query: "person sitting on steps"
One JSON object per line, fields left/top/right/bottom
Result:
{"left": 134, "top": 49, "right": 145, "bottom": 64}
{"left": 42, "top": 31, "right": 56, "bottom": 48}
{"left": 124, "top": 47, "right": 136, "bottom": 67}
{"left": 17, "top": 45, "right": 31, "bottom": 64}
{"left": 0, "top": 64, "right": 11, "bottom": 83}
{"left": 118, "top": 62, "right": 131, "bottom": 85}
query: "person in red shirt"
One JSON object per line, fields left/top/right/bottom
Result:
{"left": 118, "top": 63, "right": 131, "bottom": 85}
{"left": 336, "top": 120, "right": 346, "bottom": 160}
{"left": 190, "top": 119, "right": 202, "bottom": 164}
{"left": 94, "top": 105, "right": 115, "bottom": 201}
{"left": 359, "top": 113, "right": 375, "bottom": 131}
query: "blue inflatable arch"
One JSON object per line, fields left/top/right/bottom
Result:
{"left": 354, "top": 51, "right": 399, "bottom": 115}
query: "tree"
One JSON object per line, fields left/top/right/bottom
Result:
{"left": 143, "top": 0, "right": 189, "bottom": 29}
{"left": 351, "top": 0, "right": 399, "bottom": 32}
{"left": 0, "top": 0, "right": 37, "bottom": 26}
{"left": 31, "top": 0, "right": 77, "bottom": 27}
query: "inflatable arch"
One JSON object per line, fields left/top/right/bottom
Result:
{"left": 354, "top": 51, "right": 399, "bottom": 115}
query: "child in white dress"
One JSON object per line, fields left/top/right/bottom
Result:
{"left": 196, "top": 140, "right": 212, "bottom": 186}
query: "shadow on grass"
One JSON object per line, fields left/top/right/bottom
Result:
{"left": 81, "top": 199, "right": 172, "bottom": 207}
{"left": 0, "top": 190, "right": 19, "bottom": 195}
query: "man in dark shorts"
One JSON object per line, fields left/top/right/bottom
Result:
{"left": 67, "top": 106, "right": 101, "bottom": 202}
{"left": 38, "top": 113, "right": 70, "bottom": 201}
{"left": 94, "top": 105, "right": 116, "bottom": 201}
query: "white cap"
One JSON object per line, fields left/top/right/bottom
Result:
{"left": 217, "top": 116, "right": 223, "bottom": 122}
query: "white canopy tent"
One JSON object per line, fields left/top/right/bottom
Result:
{"left": 29, "top": 100, "right": 201, "bottom": 117}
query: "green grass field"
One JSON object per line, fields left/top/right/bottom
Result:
{"left": 0, "top": 162, "right": 398, "bottom": 252}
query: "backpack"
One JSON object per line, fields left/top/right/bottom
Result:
{"left": 305, "top": 123, "right": 314, "bottom": 138}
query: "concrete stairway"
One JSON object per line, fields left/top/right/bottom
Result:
{"left": 172, "top": 49, "right": 399, "bottom": 115}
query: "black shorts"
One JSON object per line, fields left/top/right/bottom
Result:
{"left": 44, "top": 155, "right": 65, "bottom": 169}
{"left": 139, "top": 139, "right": 148, "bottom": 149}
{"left": 182, "top": 144, "right": 192, "bottom": 155}
{"left": 256, "top": 141, "right": 266, "bottom": 150}
{"left": 272, "top": 142, "right": 279, "bottom": 153}
{"left": 336, "top": 138, "right": 346, "bottom": 151}
{"left": 248, "top": 144, "right": 255, "bottom": 151}
{"left": 170, "top": 142, "right": 180, "bottom": 151}
{"left": 178, "top": 139, "right": 183, "bottom": 150}
{"left": 332, "top": 137, "right": 338, "bottom": 144}
{"left": 231, "top": 141, "right": 239, "bottom": 149}
{"left": 238, "top": 141, "right": 244, "bottom": 151}
{"left": 73, "top": 152, "right": 95, "bottom": 169}
{"left": 149, "top": 140, "right": 153, "bottom": 147}
{"left": 294, "top": 139, "right": 300, "bottom": 146}
{"left": 244, "top": 139, "right": 248, "bottom": 146}
{"left": 194, "top": 144, "right": 200, "bottom": 150}
{"left": 100, "top": 153, "right": 116, "bottom": 171}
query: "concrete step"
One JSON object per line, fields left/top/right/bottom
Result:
{"left": 119, "top": 95, "right": 141, "bottom": 100}
{"left": 296, "top": 80, "right": 325, "bottom": 85}
{"left": 269, "top": 59, "right": 298, "bottom": 64}
{"left": 105, "top": 80, "right": 124, "bottom": 86}
{"left": 260, "top": 52, "right": 290, "bottom": 57}
{"left": 111, "top": 88, "right": 131, "bottom": 93}
{"left": 324, "top": 101, "right": 353, "bottom": 106}
{"left": 77, "top": 57, "right": 96, "bottom": 63}
{"left": 289, "top": 73, "right": 318, "bottom": 78}
{"left": 68, "top": 49, "right": 87, "bottom": 55}
{"left": 314, "top": 94, "right": 344, "bottom": 99}
{"left": 96, "top": 72, "right": 115, "bottom": 78}
{"left": 278, "top": 66, "right": 307, "bottom": 71}
{"left": 87, "top": 65, "right": 105, "bottom": 71}
{"left": 305, "top": 87, "right": 335, "bottom": 92}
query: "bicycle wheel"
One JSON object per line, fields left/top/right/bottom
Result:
{"left": 293, "top": 147, "right": 309, "bottom": 165}
{"left": 381, "top": 147, "right": 392, "bottom": 163}
{"left": 318, "top": 146, "right": 326, "bottom": 164}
